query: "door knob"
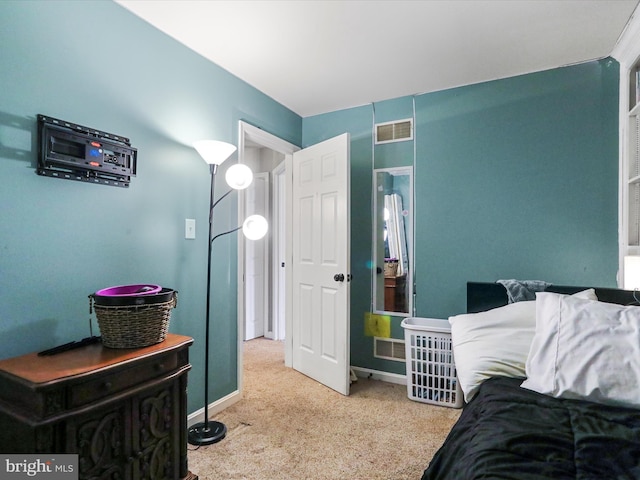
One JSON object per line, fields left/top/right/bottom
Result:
{"left": 334, "top": 273, "right": 345, "bottom": 282}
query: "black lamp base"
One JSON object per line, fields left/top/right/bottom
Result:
{"left": 187, "top": 420, "right": 227, "bottom": 446}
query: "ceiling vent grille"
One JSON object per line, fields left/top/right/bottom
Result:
{"left": 374, "top": 337, "right": 406, "bottom": 362}
{"left": 375, "top": 118, "right": 413, "bottom": 144}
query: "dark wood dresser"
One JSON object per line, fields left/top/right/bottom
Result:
{"left": 0, "top": 333, "right": 197, "bottom": 480}
{"left": 384, "top": 274, "right": 407, "bottom": 312}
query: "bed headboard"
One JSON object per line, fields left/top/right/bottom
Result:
{"left": 467, "top": 282, "right": 637, "bottom": 313}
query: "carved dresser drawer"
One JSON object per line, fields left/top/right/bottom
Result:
{"left": 69, "top": 350, "right": 179, "bottom": 408}
{"left": 0, "top": 334, "right": 197, "bottom": 480}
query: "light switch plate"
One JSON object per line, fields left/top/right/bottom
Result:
{"left": 185, "top": 218, "right": 196, "bottom": 239}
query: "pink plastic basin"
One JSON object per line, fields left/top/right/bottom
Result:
{"left": 95, "top": 284, "right": 162, "bottom": 296}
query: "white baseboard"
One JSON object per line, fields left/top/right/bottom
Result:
{"left": 187, "top": 389, "right": 242, "bottom": 427}
{"left": 350, "top": 366, "right": 406, "bottom": 385}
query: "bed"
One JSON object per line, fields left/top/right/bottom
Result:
{"left": 422, "top": 282, "right": 640, "bottom": 480}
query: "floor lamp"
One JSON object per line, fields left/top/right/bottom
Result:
{"left": 188, "top": 140, "right": 268, "bottom": 446}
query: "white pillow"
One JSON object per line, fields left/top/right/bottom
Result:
{"left": 450, "top": 288, "right": 597, "bottom": 403}
{"left": 450, "top": 301, "right": 536, "bottom": 402}
{"left": 522, "top": 292, "right": 640, "bottom": 408}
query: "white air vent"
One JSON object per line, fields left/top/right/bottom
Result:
{"left": 375, "top": 118, "right": 413, "bottom": 144}
{"left": 374, "top": 337, "right": 405, "bottom": 362}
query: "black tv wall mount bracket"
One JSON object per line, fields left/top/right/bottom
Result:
{"left": 37, "top": 114, "right": 137, "bottom": 188}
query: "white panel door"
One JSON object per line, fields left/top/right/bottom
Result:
{"left": 244, "top": 172, "right": 269, "bottom": 341}
{"left": 291, "top": 133, "right": 350, "bottom": 395}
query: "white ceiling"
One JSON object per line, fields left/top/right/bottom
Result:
{"left": 115, "top": 0, "right": 639, "bottom": 118}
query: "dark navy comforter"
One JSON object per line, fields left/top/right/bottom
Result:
{"left": 422, "top": 377, "right": 640, "bottom": 480}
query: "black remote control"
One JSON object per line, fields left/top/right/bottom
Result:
{"left": 38, "top": 336, "right": 102, "bottom": 356}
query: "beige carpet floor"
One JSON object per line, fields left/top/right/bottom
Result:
{"left": 188, "top": 338, "right": 461, "bottom": 480}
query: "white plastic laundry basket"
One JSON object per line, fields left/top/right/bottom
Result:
{"left": 401, "top": 317, "right": 463, "bottom": 408}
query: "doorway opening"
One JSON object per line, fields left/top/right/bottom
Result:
{"left": 237, "top": 122, "right": 352, "bottom": 397}
{"left": 243, "top": 151, "right": 283, "bottom": 341}
{"left": 237, "top": 122, "right": 299, "bottom": 394}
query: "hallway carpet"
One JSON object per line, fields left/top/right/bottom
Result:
{"left": 188, "top": 338, "right": 460, "bottom": 479}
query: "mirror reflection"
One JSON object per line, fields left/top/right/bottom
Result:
{"left": 373, "top": 167, "right": 412, "bottom": 314}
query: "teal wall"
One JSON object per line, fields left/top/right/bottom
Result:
{"left": 0, "top": 1, "right": 301, "bottom": 415}
{"left": 304, "top": 58, "right": 620, "bottom": 376}
{"left": 415, "top": 60, "right": 619, "bottom": 319}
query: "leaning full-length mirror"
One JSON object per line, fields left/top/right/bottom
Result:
{"left": 373, "top": 167, "right": 413, "bottom": 315}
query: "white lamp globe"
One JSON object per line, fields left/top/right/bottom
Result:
{"left": 225, "top": 163, "right": 253, "bottom": 190}
{"left": 242, "top": 215, "right": 268, "bottom": 240}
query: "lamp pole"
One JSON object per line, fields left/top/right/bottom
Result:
{"left": 187, "top": 163, "right": 227, "bottom": 445}
{"left": 187, "top": 141, "right": 267, "bottom": 446}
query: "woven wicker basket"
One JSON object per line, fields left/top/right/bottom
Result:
{"left": 93, "top": 294, "right": 177, "bottom": 348}
{"left": 384, "top": 259, "right": 399, "bottom": 277}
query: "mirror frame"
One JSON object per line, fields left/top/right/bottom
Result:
{"left": 372, "top": 166, "right": 413, "bottom": 316}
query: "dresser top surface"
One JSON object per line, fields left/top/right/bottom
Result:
{"left": 0, "top": 333, "right": 193, "bottom": 385}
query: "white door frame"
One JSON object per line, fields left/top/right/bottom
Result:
{"left": 237, "top": 122, "right": 300, "bottom": 396}
{"left": 270, "top": 161, "right": 287, "bottom": 341}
